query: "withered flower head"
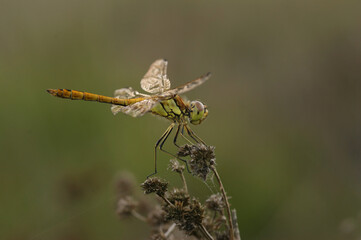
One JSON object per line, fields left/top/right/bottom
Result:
{"left": 141, "top": 177, "right": 168, "bottom": 196}
{"left": 147, "top": 205, "right": 168, "bottom": 227}
{"left": 177, "top": 144, "right": 193, "bottom": 157}
{"left": 116, "top": 196, "right": 138, "bottom": 218}
{"left": 115, "top": 171, "right": 136, "bottom": 197}
{"left": 167, "top": 188, "right": 190, "bottom": 206}
{"left": 187, "top": 199, "right": 205, "bottom": 227}
{"left": 205, "top": 193, "right": 225, "bottom": 212}
{"left": 137, "top": 197, "right": 154, "bottom": 215}
{"left": 168, "top": 159, "right": 185, "bottom": 173}
{"left": 164, "top": 197, "right": 205, "bottom": 236}
{"left": 165, "top": 200, "right": 185, "bottom": 223}
{"left": 181, "top": 199, "right": 205, "bottom": 235}
{"left": 178, "top": 144, "right": 216, "bottom": 180}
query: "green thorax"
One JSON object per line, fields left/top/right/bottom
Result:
{"left": 151, "top": 96, "right": 189, "bottom": 121}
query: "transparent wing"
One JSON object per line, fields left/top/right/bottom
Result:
{"left": 160, "top": 72, "right": 211, "bottom": 98}
{"left": 111, "top": 98, "right": 159, "bottom": 117}
{"left": 140, "top": 59, "right": 171, "bottom": 94}
{"left": 114, "top": 87, "right": 150, "bottom": 98}
{"left": 112, "top": 87, "right": 152, "bottom": 116}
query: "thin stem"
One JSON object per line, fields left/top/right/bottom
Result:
{"left": 179, "top": 171, "right": 188, "bottom": 193}
{"left": 158, "top": 194, "right": 174, "bottom": 207}
{"left": 212, "top": 211, "right": 217, "bottom": 221}
{"left": 211, "top": 166, "right": 234, "bottom": 240}
{"left": 158, "top": 226, "right": 165, "bottom": 239}
{"left": 164, "top": 223, "right": 177, "bottom": 238}
{"left": 232, "top": 209, "right": 241, "bottom": 240}
{"left": 199, "top": 224, "right": 214, "bottom": 240}
{"left": 131, "top": 210, "right": 147, "bottom": 222}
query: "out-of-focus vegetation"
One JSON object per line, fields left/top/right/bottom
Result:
{"left": 0, "top": 0, "right": 360, "bottom": 239}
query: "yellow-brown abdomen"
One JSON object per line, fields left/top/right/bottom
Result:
{"left": 47, "top": 89, "right": 145, "bottom": 106}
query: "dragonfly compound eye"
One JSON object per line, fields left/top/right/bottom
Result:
{"left": 190, "top": 101, "right": 208, "bottom": 125}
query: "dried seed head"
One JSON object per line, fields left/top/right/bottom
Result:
{"left": 116, "top": 196, "right": 138, "bottom": 218}
{"left": 177, "top": 144, "right": 193, "bottom": 157}
{"left": 137, "top": 196, "right": 154, "bottom": 215}
{"left": 181, "top": 199, "right": 205, "bottom": 235}
{"left": 141, "top": 177, "right": 168, "bottom": 196}
{"left": 147, "top": 205, "right": 168, "bottom": 227}
{"left": 178, "top": 144, "right": 216, "bottom": 180}
{"left": 168, "top": 159, "right": 185, "bottom": 173}
{"left": 186, "top": 199, "right": 205, "bottom": 227}
{"left": 167, "top": 188, "right": 190, "bottom": 206}
{"left": 164, "top": 197, "right": 205, "bottom": 236}
{"left": 165, "top": 200, "right": 185, "bottom": 222}
{"left": 115, "top": 172, "right": 136, "bottom": 197}
{"left": 205, "top": 193, "right": 225, "bottom": 212}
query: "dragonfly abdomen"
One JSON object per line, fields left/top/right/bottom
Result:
{"left": 47, "top": 89, "right": 144, "bottom": 106}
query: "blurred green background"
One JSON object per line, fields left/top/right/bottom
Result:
{"left": 1, "top": 0, "right": 360, "bottom": 239}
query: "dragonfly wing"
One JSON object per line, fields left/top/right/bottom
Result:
{"left": 111, "top": 104, "right": 124, "bottom": 116}
{"left": 140, "top": 59, "right": 171, "bottom": 94}
{"left": 161, "top": 72, "right": 211, "bottom": 98}
{"left": 114, "top": 87, "right": 150, "bottom": 98}
{"left": 111, "top": 98, "right": 159, "bottom": 117}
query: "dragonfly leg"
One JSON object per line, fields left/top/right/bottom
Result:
{"left": 159, "top": 125, "right": 174, "bottom": 150}
{"left": 179, "top": 125, "right": 194, "bottom": 145}
{"left": 184, "top": 125, "right": 206, "bottom": 145}
{"left": 148, "top": 123, "right": 194, "bottom": 178}
{"left": 171, "top": 124, "right": 191, "bottom": 173}
{"left": 173, "top": 124, "right": 181, "bottom": 148}
{"left": 147, "top": 123, "right": 175, "bottom": 178}
{"left": 158, "top": 124, "right": 192, "bottom": 173}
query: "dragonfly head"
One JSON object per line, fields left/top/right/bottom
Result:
{"left": 189, "top": 101, "right": 208, "bottom": 125}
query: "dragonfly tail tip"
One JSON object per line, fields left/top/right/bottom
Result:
{"left": 46, "top": 89, "right": 57, "bottom": 96}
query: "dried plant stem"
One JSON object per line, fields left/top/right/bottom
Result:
{"left": 179, "top": 172, "right": 188, "bottom": 193}
{"left": 131, "top": 210, "right": 147, "bottom": 222}
{"left": 211, "top": 166, "right": 234, "bottom": 240}
{"left": 199, "top": 224, "right": 214, "bottom": 240}
{"left": 231, "top": 209, "right": 241, "bottom": 240}
{"left": 164, "top": 223, "right": 177, "bottom": 238}
{"left": 157, "top": 194, "right": 174, "bottom": 207}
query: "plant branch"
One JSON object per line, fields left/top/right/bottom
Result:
{"left": 157, "top": 193, "right": 174, "bottom": 207}
{"left": 131, "top": 210, "right": 147, "bottom": 222}
{"left": 179, "top": 172, "right": 188, "bottom": 193}
{"left": 199, "top": 224, "right": 214, "bottom": 240}
{"left": 211, "top": 166, "right": 234, "bottom": 240}
{"left": 232, "top": 209, "right": 241, "bottom": 240}
{"left": 164, "top": 223, "right": 177, "bottom": 238}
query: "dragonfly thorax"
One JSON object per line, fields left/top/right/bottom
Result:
{"left": 189, "top": 101, "right": 208, "bottom": 125}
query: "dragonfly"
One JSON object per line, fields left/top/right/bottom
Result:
{"left": 47, "top": 59, "right": 211, "bottom": 177}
